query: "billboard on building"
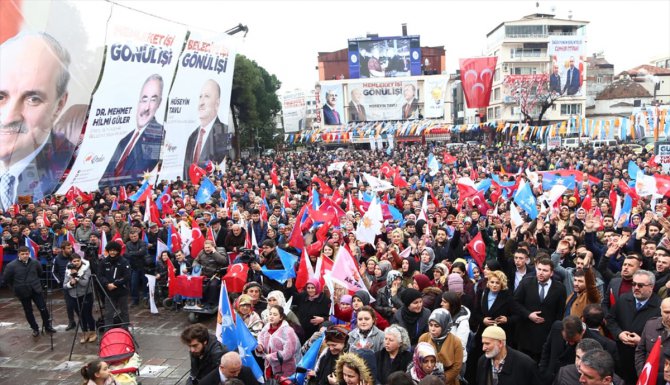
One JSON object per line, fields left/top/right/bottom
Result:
{"left": 319, "top": 84, "right": 345, "bottom": 126}
{"left": 282, "top": 91, "right": 307, "bottom": 133}
{"left": 345, "top": 79, "right": 419, "bottom": 122}
{"left": 548, "top": 36, "right": 585, "bottom": 97}
{"left": 422, "top": 77, "right": 448, "bottom": 118}
{"left": 348, "top": 35, "right": 421, "bottom": 79}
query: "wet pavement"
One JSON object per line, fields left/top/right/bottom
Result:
{"left": 0, "top": 288, "right": 217, "bottom": 385}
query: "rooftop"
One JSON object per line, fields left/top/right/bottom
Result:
{"left": 595, "top": 76, "right": 652, "bottom": 100}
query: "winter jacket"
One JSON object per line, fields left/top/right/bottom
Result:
{"left": 193, "top": 250, "right": 228, "bottom": 278}
{"left": 189, "top": 333, "right": 225, "bottom": 384}
{"left": 451, "top": 306, "right": 472, "bottom": 363}
{"left": 63, "top": 259, "right": 93, "bottom": 298}
{"left": 125, "top": 239, "right": 148, "bottom": 270}
{"left": 418, "top": 332, "right": 463, "bottom": 385}
{"left": 292, "top": 291, "right": 331, "bottom": 341}
{"left": 257, "top": 320, "right": 301, "bottom": 377}
{"left": 98, "top": 255, "right": 131, "bottom": 298}
{"left": 347, "top": 326, "right": 385, "bottom": 354}
{"left": 3, "top": 257, "right": 44, "bottom": 299}
{"left": 392, "top": 307, "right": 431, "bottom": 346}
{"left": 374, "top": 285, "right": 404, "bottom": 322}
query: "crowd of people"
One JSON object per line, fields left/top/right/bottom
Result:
{"left": 4, "top": 141, "right": 670, "bottom": 385}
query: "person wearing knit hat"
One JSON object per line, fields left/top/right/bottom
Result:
{"left": 418, "top": 308, "right": 463, "bottom": 385}
{"left": 242, "top": 281, "right": 267, "bottom": 315}
{"left": 476, "top": 325, "right": 541, "bottom": 385}
{"left": 447, "top": 273, "right": 464, "bottom": 294}
{"left": 350, "top": 290, "right": 389, "bottom": 331}
{"left": 412, "top": 273, "right": 443, "bottom": 311}
{"left": 394, "top": 288, "right": 431, "bottom": 346}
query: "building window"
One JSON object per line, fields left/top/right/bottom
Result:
{"left": 560, "top": 103, "right": 582, "bottom": 115}
{"left": 511, "top": 67, "right": 538, "bottom": 75}
{"left": 495, "top": 106, "right": 501, "bottom": 119}
{"left": 488, "top": 108, "right": 494, "bottom": 120}
{"left": 510, "top": 48, "right": 542, "bottom": 58}
{"left": 494, "top": 88, "right": 501, "bottom": 101}
{"left": 505, "top": 25, "right": 546, "bottom": 38}
{"left": 494, "top": 70, "right": 500, "bottom": 82}
{"left": 596, "top": 76, "right": 603, "bottom": 83}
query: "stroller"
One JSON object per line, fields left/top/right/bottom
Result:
{"left": 99, "top": 328, "right": 142, "bottom": 385}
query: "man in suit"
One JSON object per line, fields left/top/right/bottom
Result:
{"left": 606, "top": 269, "right": 661, "bottom": 384}
{"left": 0, "top": 32, "right": 75, "bottom": 208}
{"left": 322, "top": 90, "right": 341, "bottom": 125}
{"left": 635, "top": 297, "right": 670, "bottom": 384}
{"left": 563, "top": 56, "right": 581, "bottom": 96}
{"left": 549, "top": 64, "right": 562, "bottom": 94}
{"left": 101, "top": 74, "right": 165, "bottom": 187}
{"left": 539, "top": 316, "right": 585, "bottom": 383}
{"left": 554, "top": 338, "right": 624, "bottom": 385}
{"left": 183, "top": 79, "right": 230, "bottom": 179}
{"left": 401, "top": 83, "right": 419, "bottom": 120}
{"left": 514, "top": 258, "right": 567, "bottom": 362}
{"left": 581, "top": 304, "right": 618, "bottom": 361}
{"left": 499, "top": 248, "right": 535, "bottom": 291}
{"left": 199, "top": 352, "right": 260, "bottom": 385}
{"left": 348, "top": 88, "right": 366, "bottom": 122}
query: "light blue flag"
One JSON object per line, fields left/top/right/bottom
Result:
{"left": 218, "top": 282, "right": 238, "bottom": 352}
{"left": 261, "top": 248, "right": 298, "bottom": 284}
{"left": 513, "top": 181, "right": 538, "bottom": 220}
{"left": 628, "top": 160, "right": 642, "bottom": 180}
{"left": 476, "top": 178, "right": 492, "bottom": 192}
{"left": 289, "top": 334, "right": 325, "bottom": 385}
{"left": 541, "top": 174, "right": 576, "bottom": 191}
{"left": 617, "top": 194, "right": 633, "bottom": 224}
{"left": 195, "top": 177, "right": 216, "bottom": 204}
{"left": 427, "top": 153, "right": 441, "bottom": 176}
{"left": 234, "top": 315, "right": 265, "bottom": 383}
{"left": 128, "top": 180, "right": 150, "bottom": 202}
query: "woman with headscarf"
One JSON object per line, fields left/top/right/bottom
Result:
{"left": 369, "top": 260, "right": 392, "bottom": 297}
{"left": 362, "top": 256, "right": 379, "bottom": 284}
{"left": 401, "top": 258, "right": 419, "bottom": 288}
{"left": 418, "top": 309, "right": 463, "bottom": 385}
{"left": 432, "top": 263, "right": 449, "bottom": 291}
{"left": 330, "top": 294, "right": 353, "bottom": 328}
{"left": 413, "top": 273, "right": 443, "bottom": 311}
{"left": 291, "top": 277, "right": 331, "bottom": 342}
{"left": 374, "top": 270, "right": 404, "bottom": 322}
{"left": 234, "top": 294, "right": 264, "bottom": 338}
{"left": 392, "top": 288, "right": 430, "bottom": 346}
{"left": 347, "top": 305, "right": 385, "bottom": 354}
{"left": 262, "top": 290, "right": 301, "bottom": 330}
{"left": 419, "top": 247, "right": 436, "bottom": 280}
{"left": 406, "top": 342, "right": 446, "bottom": 384}
{"left": 375, "top": 325, "right": 413, "bottom": 385}
{"left": 441, "top": 291, "right": 471, "bottom": 367}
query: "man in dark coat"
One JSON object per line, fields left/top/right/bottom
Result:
{"left": 514, "top": 257, "right": 567, "bottom": 361}
{"left": 635, "top": 297, "right": 670, "bottom": 384}
{"left": 181, "top": 324, "right": 227, "bottom": 385}
{"left": 3, "top": 246, "right": 56, "bottom": 337}
{"left": 476, "top": 325, "right": 540, "bottom": 385}
{"left": 539, "top": 316, "right": 584, "bottom": 383}
{"left": 606, "top": 269, "right": 661, "bottom": 384}
{"left": 199, "top": 352, "right": 260, "bottom": 385}
{"left": 554, "top": 338, "right": 624, "bottom": 385}
{"left": 98, "top": 241, "right": 131, "bottom": 330}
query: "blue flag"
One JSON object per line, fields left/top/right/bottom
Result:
{"left": 541, "top": 174, "right": 576, "bottom": 191}
{"left": 628, "top": 160, "right": 642, "bottom": 180}
{"left": 234, "top": 315, "right": 265, "bottom": 383}
{"left": 196, "top": 177, "right": 216, "bottom": 204}
{"left": 289, "top": 333, "right": 325, "bottom": 385}
{"left": 261, "top": 248, "right": 298, "bottom": 284}
{"left": 155, "top": 186, "right": 169, "bottom": 211}
{"left": 513, "top": 181, "right": 538, "bottom": 219}
{"left": 218, "top": 282, "right": 238, "bottom": 352}
{"left": 617, "top": 194, "right": 633, "bottom": 224}
{"left": 476, "top": 178, "right": 492, "bottom": 192}
{"left": 128, "top": 180, "right": 150, "bottom": 202}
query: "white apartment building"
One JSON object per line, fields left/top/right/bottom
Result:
{"left": 485, "top": 12, "right": 588, "bottom": 124}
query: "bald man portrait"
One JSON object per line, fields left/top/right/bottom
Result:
{"left": 0, "top": 32, "right": 75, "bottom": 208}
{"left": 183, "top": 79, "right": 231, "bottom": 179}
{"left": 199, "top": 351, "right": 260, "bottom": 385}
{"left": 100, "top": 74, "right": 165, "bottom": 187}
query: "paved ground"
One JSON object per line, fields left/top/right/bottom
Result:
{"left": 0, "top": 288, "right": 217, "bottom": 385}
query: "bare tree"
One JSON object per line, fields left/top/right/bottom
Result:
{"left": 503, "top": 74, "right": 563, "bottom": 126}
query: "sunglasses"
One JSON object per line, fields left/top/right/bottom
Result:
{"left": 632, "top": 282, "right": 651, "bottom": 288}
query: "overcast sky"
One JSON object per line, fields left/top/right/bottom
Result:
{"left": 116, "top": 0, "right": 670, "bottom": 94}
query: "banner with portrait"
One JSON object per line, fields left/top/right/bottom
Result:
{"left": 344, "top": 79, "right": 419, "bottom": 122}
{"left": 0, "top": 0, "right": 109, "bottom": 205}
{"left": 548, "top": 36, "right": 585, "bottom": 97}
{"left": 319, "top": 84, "right": 345, "bottom": 126}
{"left": 282, "top": 91, "right": 307, "bottom": 133}
{"left": 422, "top": 77, "right": 448, "bottom": 118}
{"left": 57, "top": 6, "right": 186, "bottom": 193}
{"left": 158, "top": 31, "right": 237, "bottom": 182}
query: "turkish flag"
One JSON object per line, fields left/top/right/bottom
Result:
{"left": 223, "top": 263, "right": 249, "bottom": 293}
{"left": 467, "top": 232, "right": 486, "bottom": 268}
{"left": 379, "top": 162, "right": 394, "bottom": 178}
{"left": 175, "top": 275, "right": 204, "bottom": 298}
{"left": 167, "top": 258, "right": 178, "bottom": 298}
{"left": 189, "top": 164, "right": 206, "bottom": 185}
{"left": 311, "top": 176, "right": 333, "bottom": 195}
{"left": 393, "top": 167, "right": 409, "bottom": 188}
{"left": 270, "top": 165, "right": 279, "bottom": 186}
{"left": 170, "top": 224, "right": 182, "bottom": 253}
{"left": 119, "top": 186, "right": 128, "bottom": 202}
{"left": 332, "top": 189, "right": 343, "bottom": 206}
{"left": 471, "top": 191, "right": 491, "bottom": 215}
{"left": 191, "top": 228, "right": 205, "bottom": 257}
{"left": 655, "top": 174, "right": 670, "bottom": 197}
{"left": 443, "top": 152, "right": 457, "bottom": 165}
{"left": 42, "top": 211, "right": 51, "bottom": 227}
{"left": 636, "top": 337, "right": 660, "bottom": 385}
{"left": 459, "top": 57, "right": 497, "bottom": 109}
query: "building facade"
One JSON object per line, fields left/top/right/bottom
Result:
{"left": 485, "top": 12, "right": 589, "bottom": 124}
{"left": 585, "top": 52, "right": 614, "bottom": 108}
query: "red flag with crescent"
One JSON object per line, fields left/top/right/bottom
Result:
{"left": 467, "top": 232, "right": 486, "bottom": 268}
{"left": 459, "top": 57, "right": 497, "bottom": 109}
{"left": 189, "top": 164, "right": 206, "bottom": 185}
{"left": 636, "top": 337, "right": 660, "bottom": 385}
{"left": 223, "top": 263, "right": 250, "bottom": 293}
{"left": 379, "top": 162, "right": 394, "bottom": 178}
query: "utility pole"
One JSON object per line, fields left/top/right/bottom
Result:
{"left": 225, "top": 23, "right": 248, "bottom": 160}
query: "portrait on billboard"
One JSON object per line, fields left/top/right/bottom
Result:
{"left": 322, "top": 88, "right": 343, "bottom": 125}
{"left": 548, "top": 36, "right": 584, "bottom": 97}
{"left": 182, "top": 79, "right": 230, "bottom": 178}
{"left": 100, "top": 74, "right": 165, "bottom": 187}
{"left": 349, "top": 36, "right": 419, "bottom": 79}
{"left": 348, "top": 87, "right": 367, "bottom": 122}
{"left": 401, "top": 83, "right": 419, "bottom": 120}
{"left": 0, "top": 32, "right": 76, "bottom": 208}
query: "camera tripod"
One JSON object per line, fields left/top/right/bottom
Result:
{"left": 67, "top": 271, "right": 126, "bottom": 360}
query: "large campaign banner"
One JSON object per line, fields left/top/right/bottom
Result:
{"left": 158, "top": 31, "right": 237, "bottom": 182}
{"left": 57, "top": 6, "right": 186, "bottom": 193}
{"left": 282, "top": 91, "right": 307, "bottom": 133}
{"left": 319, "top": 84, "right": 345, "bottom": 126}
{"left": 548, "top": 36, "right": 585, "bottom": 97}
{"left": 0, "top": 0, "right": 108, "bottom": 206}
{"left": 422, "top": 77, "right": 448, "bottom": 118}
{"left": 346, "top": 80, "right": 419, "bottom": 122}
